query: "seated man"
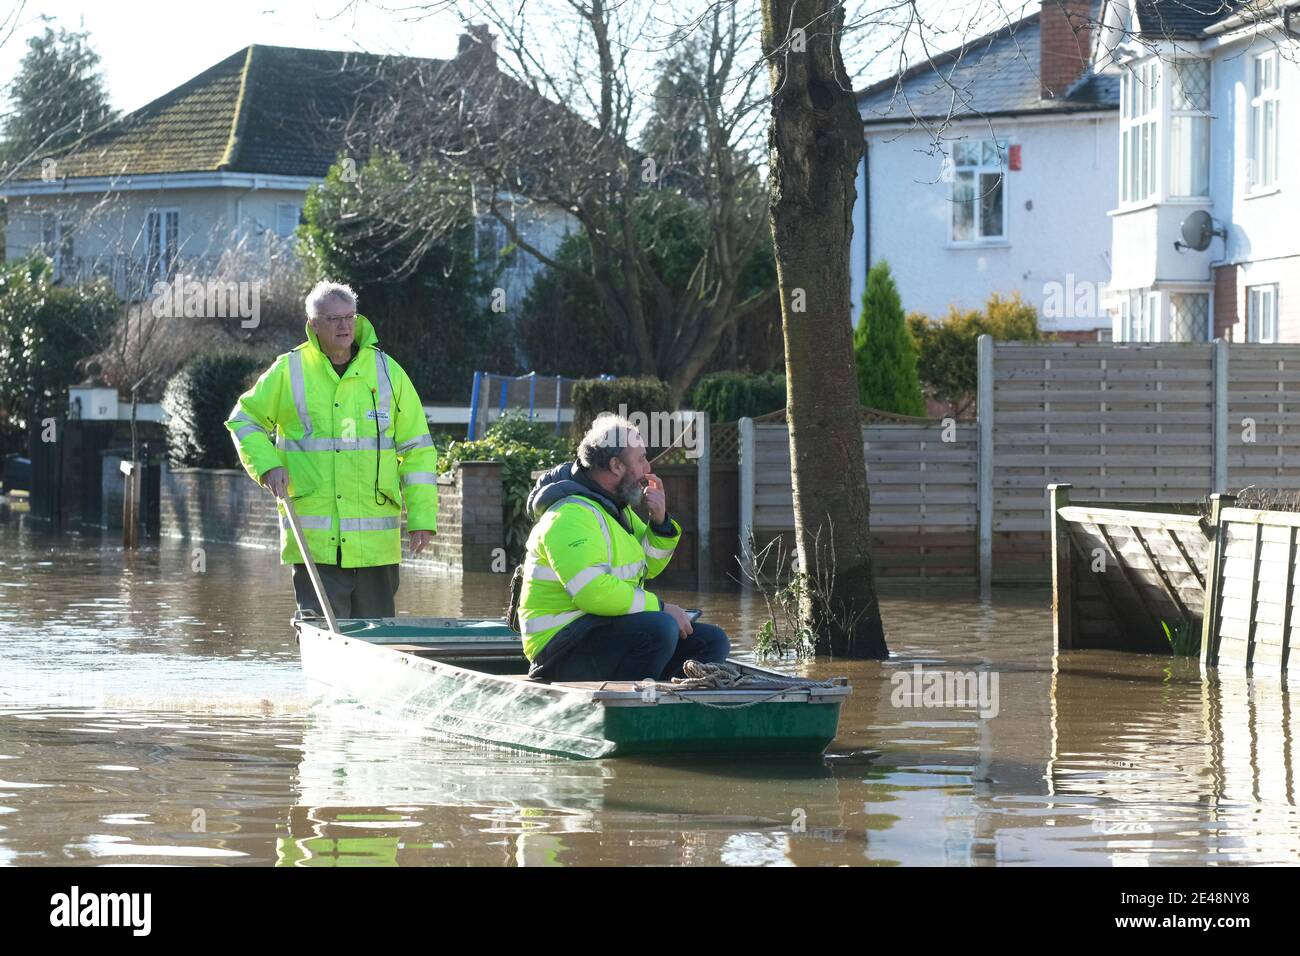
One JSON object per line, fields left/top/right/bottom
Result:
{"left": 518, "top": 414, "right": 730, "bottom": 683}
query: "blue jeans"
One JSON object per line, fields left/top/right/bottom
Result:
{"left": 540, "top": 611, "right": 731, "bottom": 683}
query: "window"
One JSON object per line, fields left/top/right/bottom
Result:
{"left": 146, "top": 209, "right": 179, "bottom": 282}
{"left": 1117, "top": 290, "right": 1159, "bottom": 341}
{"left": 1169, "top": 60, "right": 1210, "bottom": 197}
{"left": 40, "top": 211, "right": 75, "bottom": 279}
{"left": 475, "top": 216, "right": 511, "bottom": 262}
{"left": 275, "top": 203, "right": 300, "bottom": 239}
{"left": 1247, "top": 284, "right": 1278, "bottom": 342}
{"left": 950, "top": 139, "right": 1006, "bottom": 242}
{"left": 1168, "top": 292, "right": 1210, "bottom": 341}
{"left": 1120, "top": 60, "right": 1159, "bottom": 203}
{"left": 1248, "top": 50, "right": 1280, "bottom": 191}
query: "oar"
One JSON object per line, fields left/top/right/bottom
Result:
{"left": 280, "top": 493, "right": 340, "bottom": 634}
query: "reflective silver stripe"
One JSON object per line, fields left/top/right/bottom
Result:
{"left": 557, "top": 496, "right": 613, "bottom": 564}
{"left": 564, "top": 563, "right": 611, "bottom": 597}
{"left": 397, "top": 434, "right": 434, "bottom": 454}
{"left": 278, "top": 436, "right": 396, "bottom": 452}
{"left": 612, "top": 560, "right": 645, "bottom": 580}
{"left": 230, "top": 410, "right": 262, "bottom": 428}
{"left": 374, "top": 351, "right": 391, "bottom": 422}
{"left": 628, "top": 587, "right": 647, "bottom": 614}
{"left": 235, "top": 423, "right": 267, "bottom": 441}
{"left": 520, "top": 609, "right": 584, "bottom": 635}
{"left": 281, "top": 514, "right": 332, "bottom": 531}
{"left": 525, "top": 562, "right": 560, "bottom": 581}
{"left": 401, "top": 471, "right": 438, "bottom": 486}
{"left": 644, "top": 542, "right": 675, "bottom": 560}
{"left": 288, "top": 350, "right": 312, "bottom": 436}
{"left": 339, "top": 516, "right": 401, "bottom": 531}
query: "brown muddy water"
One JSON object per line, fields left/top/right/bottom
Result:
{"left": 0, "top": 514, "right": 1297, "bottom": 866}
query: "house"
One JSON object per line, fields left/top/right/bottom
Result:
{"left": 0, "top": 28, "right": 570, "bottom": 303}
{"left": 1096, "top": 0, "right": 1300, "bottom": 343}
{"left": 851, "top": 1, "right": 1120, "bottom": 339}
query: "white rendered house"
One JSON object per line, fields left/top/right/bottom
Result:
{"left": 852, "top": 1, "right": 1119, "bottom": 338}
{"left": 1098, "top": 1, "right": 1300, "bottom": 342}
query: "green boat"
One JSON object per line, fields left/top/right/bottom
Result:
{"left": 293, "top": 616, "right": 850, "bottom": 759}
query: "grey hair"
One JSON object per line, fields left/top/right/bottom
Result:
{"left": 577, "top": 414, "right": 643, "bottom": 472}
{"left": 305, "top": 280, "right": 357, "bottom": 319}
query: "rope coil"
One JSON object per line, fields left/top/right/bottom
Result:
{"left": 638, "top": 660, "right": 838, "bottom": 709}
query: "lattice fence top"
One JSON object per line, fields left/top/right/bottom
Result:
{"left": 752, "top": 406, "right": 957, "bottom": 426}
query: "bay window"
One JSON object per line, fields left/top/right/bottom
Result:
{"left": 1121, "top": 59, "right": 1159, "bottom": 203}
{"left": 1168, "top": 292, "right": 1210, "bottom": 342}
{"left": 1168, "top": 59, "right": 1210, "bottom": 197}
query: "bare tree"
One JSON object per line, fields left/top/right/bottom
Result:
{"left": 336, "top": 0, "right": 776, "bottom": 401}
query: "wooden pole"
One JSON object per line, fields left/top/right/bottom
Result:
{"left": 1049, "top": 483, "right": 1073, "bottom": 652}
{"left": 696, "top": 412, "right": 711, "bottom": 591}
{"left": 977, "top": 334, "right": 994, "bottom": 600}
{"left": 282, "top": 495, "right": 339, "bottom": 634}
{"left": 1200, "top": 492, "right": 1235, "bottom": 669}
{"left": 1212, "top": 338, "right": 1228, "bottom": 493}
{"left": 738, "top": 416, "right": 755, "bottom": 581}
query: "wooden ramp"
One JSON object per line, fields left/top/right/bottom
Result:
{"left": 1050, "top": 485, "right": 1299, "bottom": 679}
{"left": 1049, "top": 484, "right": 1210, "bottom": 654}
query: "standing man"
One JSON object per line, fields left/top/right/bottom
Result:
{"left": 226, "top": 280, "right": 438, "bottom": 619}
{"left": 518, "top": 414, "right": 731, "bottom": 682}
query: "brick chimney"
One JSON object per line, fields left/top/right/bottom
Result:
{"left": 456, "top": 24, "right": 497, "bottom": 74}
{"left": 1039, "top": 0, "right": 1094, "bottom": 98}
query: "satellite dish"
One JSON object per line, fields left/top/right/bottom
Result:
{"left": 1178, "top": 210, "right": 1224, "bottom": 252}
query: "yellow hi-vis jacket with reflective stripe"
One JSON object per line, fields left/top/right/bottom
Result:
{"left": 518, "top": 466, "right": 681, "bottom": 661}
{"left": 224, "top": 314, "right": 437, "bottom": 567}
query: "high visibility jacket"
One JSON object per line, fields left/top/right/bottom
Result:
{"left": 518, "top": 462, "right": 682, "bottom": 661}
{"left": 225, "top": 314, "right": 437, "bottom": 567}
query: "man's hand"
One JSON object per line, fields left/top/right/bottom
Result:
{"left": 262, "top": 466, "right": 288, "bottom": 498}
{"left": 645, "top": 473, "right": 667, "bottom": 526}
{"left": 663, "top": 602, "right": 694, "bottom": 639}
{"left": 410, "top": 530, "right": 432, "bottom": 555}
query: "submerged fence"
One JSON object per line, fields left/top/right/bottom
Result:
{"left": 739, "top": 339, "right": 1300, "bottom": 591}
{"left": 1050, "top": 484, "right": 1298, "bottom": 678}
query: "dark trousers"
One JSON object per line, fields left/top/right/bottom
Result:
{"left": 542, "top": 611, "right": 731, "bottom": 683}
{"left": 292, "top": 561, "right": 399, "bottom": 619}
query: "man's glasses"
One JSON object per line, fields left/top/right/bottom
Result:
{"left": 317, "top": 312, "right": 356, "bottom": 325}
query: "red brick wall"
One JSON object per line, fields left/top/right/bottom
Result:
{"left": 161, "top": 462, "right": 504, "bottom": 572}
{"left": 1052, "top": 328, "right": 1106, "bottom": 343}
{"left": 1039, "top": 1, "right": 1093, "bottom": 98}
{"left": 1214, "top": 264, "right": 1239, "bottom": 341}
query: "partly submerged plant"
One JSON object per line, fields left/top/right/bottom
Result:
{"left": 1161, "top": 618, "right": 1199, "bottom": 657}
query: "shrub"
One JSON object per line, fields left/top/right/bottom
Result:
{"left": 854, "top": 261, "right": 925, "bottom": 415}
{"left": 689, "top": 370, "right": 786, "bottom": 423}
{"left": 0, "top": 255, "right": 119, "bottom": 453}
{"left": 570, "top": 376, "right": 674, "bottom": 446}
{"left": 438, "top": 411, "right": 571, "bottom": 563}
{"left": 909, "top": 291, "right": 1043, "bottom": 418}
{"left": 163, "top": 352, "right": 267, "bottom": 468}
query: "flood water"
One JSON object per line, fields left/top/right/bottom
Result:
{"left": 1, "top": 513, "right": 1297, "bottom": 866}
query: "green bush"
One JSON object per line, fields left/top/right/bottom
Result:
{"left": 0, "top": 255, "right": 119, "bottom": 453}
{"left": 570, "top": 376, "right": 674, "bottom": 446}
{"left": 163, "top": 352, "right": 267, "bottom": 468}
{"left": 689, "top": 370, "right": 786, "bottom": 423}
{"left": 438, "top": 411, "right": 571, "bottom": 563}
{"left": 854, "top": 261, "right": 925, "bottom": 415}
{"left": 908, "top": 291, "right": 1043, "bottom": 418}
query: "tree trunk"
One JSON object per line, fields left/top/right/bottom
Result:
{"left": 761, "top": 0, "right": 887, "bottom": 658}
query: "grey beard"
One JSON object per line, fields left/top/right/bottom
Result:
{"left": 616, "top": 474, "right": 645, "bottom": 508}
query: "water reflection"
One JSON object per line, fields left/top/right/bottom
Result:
{"left": 1, "top": 515, "right": 1300, "bottom": 864}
